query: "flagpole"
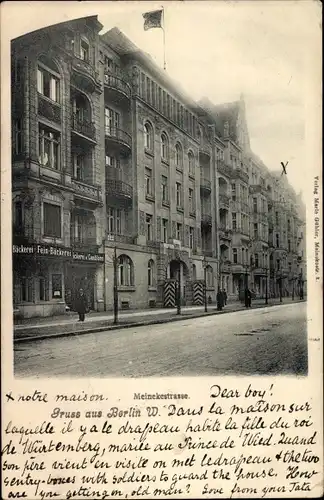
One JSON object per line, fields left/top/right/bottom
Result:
{"left": 162, "top": 6, "right": 166, "bottom": 71}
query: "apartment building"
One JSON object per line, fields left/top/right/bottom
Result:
{"left": 11, "top": 16, "right": 306, "bottom": 318}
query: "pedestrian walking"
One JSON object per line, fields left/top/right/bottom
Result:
{"left": 75, "top": 288, "right": 88, "bottom": 322}
{"left": 222, "top": 289, "right": 227, "bottom": 306}
{"left": 217, "top": 287, "right": 224, "bottom": 311}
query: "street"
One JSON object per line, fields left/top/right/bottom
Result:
{"left": 14, "top": 302, "right": 307, "bottom": 377}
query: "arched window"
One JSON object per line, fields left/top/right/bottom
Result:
{"left": 148, "top": 259, "right": 155, "bottom": 287}
{"left": 37, "top": 55, "right": 60, "bottom": 103}
{"left": 118, "top": 255, "right": 134, "bottom": 286}
{"left": 175, "top": 143, "right": 182, "bottom": 168}
{"left": 188, "top": 151, "right": 195, "bottom": 176}
{"left": 144, "top": 122, "right": 153, "bottom": 150}
{"left": 206, "top": 265, "right": 213, "bottom": 288}
{"left": 161, "top": 133, "right": 169, "bottom": 161}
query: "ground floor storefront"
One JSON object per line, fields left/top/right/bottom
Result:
{"left": 13, "top": 243, "right": 104, "bottom": 318}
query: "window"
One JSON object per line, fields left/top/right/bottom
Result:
{"left": 80, "top": 39, "right": 89, "bottom": 62}
{"left": 52, "top": 274, "right": 62, "bottom": 299}
{"left": 188, "top": 151, "right": 195, "bottom": 176}
{"left": 254, "top": 253, "right": 259, "bottom": 268}
{"left": 14, "top": 201, "right": 23, "bottom": 230}
{"left": 288, "top": 239, "right": 291, "bottom": 252}
{"left": 13, "top": 119, "right": 23, "bottom": 156}
{"left": 176, "top": 223, "right": 182, "bottom": 241}
{"left": 38, "top": 126, "right": 60, "bottom": 170}
{"left": 144, "top": 122, "right": 153, "bottom": 150}
{"left": 73, "top": 153, "right": 84, "bottom": 180}
{"left": 118, "top": 255, "right": 134, "bottom": 286}
{"left": 206, "top": 266, "right": 213, "bottom": 288}
{"left": 232, "top": 213, "right": 237, "bottom": 231}
{"left": 233, "top": 248, "right": 238, "bottom": 264}
{"left": 37, "top": 64, "right": 60, "bottom": 102}
{"left": 275, "top": 212, "right": 279, "bottom": 225}
{"left": 276, "top": 233, "right": 280, "bottom": 248}
{"left": 277, "top": 259, "right": 280, "bottom": 271}
{"left": 105, "top": 108, "right": 120, "bottom": 135}
{"left": 288, "top": 219, "right": 291, "bottom": 232}
{"left": 254, "top": 223, "right": 258, "bottom": 239}
{"left": 175, "top": 143, "right": 182, "bottom": 168}
{"left": 146, "top": 214, "right": 153, "bottom": 241}
{"left": 162, "top": 219, "right": 168, "bottom": 243}
{"left": 253, "top": 198, "right": 258, "bottom": 213}
{"left": 176, "top": 182, "right": 182, "bottom": 208}
{"left": 148, "top": 259, "right": 154, "bottom": 287}
{"left": 188, "top": 188, "right": 194, "bottom": 213}
{"left": 39, "top": 276, "right": 49, "bottom": 301}
{"left": 161, "top": 176, "right": 168, "bottom": 203}
{"left": 161, "top": 133, "right": 169, "bottom": 161}
{"left": 20, "top": 277, "right": 33, "bottom": 302}
{"left": 105, "top": 155, "right": 120, "bottom": 169}
{"left": 107, "top": 208, "right": 121, "bottom": 234}
{"left": 43, "top": 202, "right": 61, "bottom": 238}
{"left": 192, "top": 263, "right": 197, "bottom": 280}
{"left": 189, "top": 227, "right": 194, "bottom": 249}
{"left": 231, "top": 183, "right": 236, "bottom": 201}
{"left": 145, "top": 167, "right": 153, "bottom": 197}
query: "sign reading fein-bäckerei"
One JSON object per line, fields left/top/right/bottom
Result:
{"left": 13, "top": 244, "right": 104, "bottom": 263}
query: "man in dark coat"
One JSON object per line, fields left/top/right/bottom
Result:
{"left": 222, "top": 289, "right": 227, "bottom": 306}
{"left": 244, "top": 288, "right": 250, "bottom": 308}
{"left": 75, "top": 288, "right": 88, "bottom": 322}
{"left": 247, "top": 288, "right": 252, "bottom": 308}
{"left": 217, "top": 287, "right": 224, "bottom": 311}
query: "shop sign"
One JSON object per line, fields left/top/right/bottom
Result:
{"left": 12, "top": 243, "right": 104, "bottom": 263}
{"left": 72, "top": 251, "right": 104, "bottom": 263}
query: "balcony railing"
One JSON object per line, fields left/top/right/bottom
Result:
{"left": 220, "top": 260, "right": 232, "bottom": 273}
{"left": 106, "top": 232, "right": 135, "bottom": 245}
{"left": 71, "top": 113, "right": 96, "bottom": 141}
{"left": 219, "top": 225, "right": 233, "bottom": 240}
{"left": 38, "top": 94, "right": 61, "bottom": 124}
{"left": 202, "top": 249, "right": 213, "bottom": 257}
{"left": 104, "top": 73, "right": 131, "bottom": 99}
{"left": 72, "top": 55, "right": 99, "bottom": 92}
{"left": 234, "top": 168, "right": 249, "bottom": 184}
{"left": 70, "top": 238, "right": 99, "bottom": 251}
{"left": 201, "top": 213, "right": 212, "bottom": 226}
{"left": 106, "top": 179, "right": 133, "bottom": 199}
{"left": 219, "top": 193, "right": 230, "bottom": 208}
{"left": 217, "top": 160, "right": 234, "bottom": 178}
{"left": 200, "top": 177, "right": 211, "bottom": 193}
{"left": 71, "top": 178, "right": 102, "bottom": 202}
{"left": 105, "top": 127, "right": 132, "bottom": 150}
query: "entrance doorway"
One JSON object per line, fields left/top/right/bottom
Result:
{"left": 168, "top": 259, "right": 189, "bottom": 305}
{"left": 65, "top": 265, "right": 95, "bottom": 311}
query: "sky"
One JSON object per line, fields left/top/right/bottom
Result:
{"left": 2, "top": 1, "right": 321, "bottom": 197}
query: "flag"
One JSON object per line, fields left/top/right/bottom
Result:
{"left": 143, "top": 9, "right": 163, "bottom": 31}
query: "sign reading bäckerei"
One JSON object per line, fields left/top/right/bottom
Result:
{"left": 12, "top": 244, "right": 104, "bottom": 263}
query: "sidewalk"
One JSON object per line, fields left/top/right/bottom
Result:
{"left": 14, "top": 298, "right": 305, "bottom": 342}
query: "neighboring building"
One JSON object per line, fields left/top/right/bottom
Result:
{"left": 11, "top": 16, "right": 306, "bottom": 318}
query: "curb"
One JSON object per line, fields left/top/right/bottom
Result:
{"left": 14, "top": 300, "right": 305, "bottom": 343}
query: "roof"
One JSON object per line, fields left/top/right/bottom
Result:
{"left": 100, "top": 27, "right": 199, "bottom": 112}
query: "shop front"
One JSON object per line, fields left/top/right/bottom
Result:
{"left": 12, "top": 243, "right": 104, "bottom": 319}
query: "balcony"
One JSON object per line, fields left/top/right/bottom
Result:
{"left": 106, "top": 232, "right": 135, "bottom": 245}
{"left": 38, "top": 94, "right": 61, "bottom": 125}
{"left": 231, "top": 264, "right": 245, "bottom": 274}
{"left": 220, "top": 260, "right": 232, "bottom": 274}
{"left": 72, "top": 178, "right": 103, "bottom": 205}
{"left": 202, "top": 249, "right": 213, "bottom": 257}
{"left": 234, "top": 168, "right": 249, "bottom": 184}
{"left": 105, "top": 127, "right": 132, "bottom": 155}
{"left": 219, "top": 225, "right": 232, "bottom": 241}
{"left": 106, "top": 179, "right": 133, "bottom": 204}
{"left": 200, "top": 177, "right": 211, "bottom": 195}
{"left": 253, "top": 267, "right": 267, "bottom": 276}
{"left": 104, "top": 73, "right": 131, "bottom": 105}
{"left": 71, "top": 113, "right": 96, "bottom": 143}
{"left": 249, "top": 184, "right": 267, "bottom": 195}
{"left": 219, "top": 193, "right": 230, "bottom": 209}
{"left": 217, "top": 160, "right": 234, "bottom": 178}
{"left": 71, "top": 237, "right": 99, "bottom": 253}
{"left": 71, "top": 55, "right": 100, "bottom": 93}
{"left": 201, "top": 213, "right": 212, "bottom": 226}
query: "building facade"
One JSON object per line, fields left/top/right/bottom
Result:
{"left": 11, "top": 16, "right": 307, "bottom": 318}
